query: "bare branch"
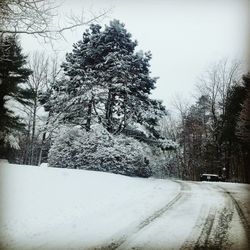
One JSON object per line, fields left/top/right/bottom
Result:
{"left": 0, "top": 0, "right": 109, "bottom": 41}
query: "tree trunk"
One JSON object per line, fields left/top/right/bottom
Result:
{"left": 86, "top": 97, "right": 93, "bottom": 132}
{"left": 30, "top": 98, "right": 37, "bottom": 165}
{"left": 38, "top": 112, "right": 51, "bottom": 166}
{"left": 105, "top": 90, "right": 114, "bottom": 133}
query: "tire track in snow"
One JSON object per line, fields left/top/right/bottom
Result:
{"left": 194, "top": 207, "right": 217, "bottom": 249}
{"left": 96, "top": 180, "right": 189, "bottom": 250}
{"left": 181, "top": 183, "right": 248, "bottom": 250}
{"left": 137, "top": 180, "right": 190, "bottom": 231}
{"left": 226, "top": 190, "right": 250, "bottom": 237}
{"left": 180, "top": 204, "right": 218, "bottom": 250}
{"left": 215, "top": 185, "right": 250, "bottom": 246}
{"left": 203, "top": 184, "right": 234, "bottom": 250}
{"left": 180, "top": 183, "right": 231, "bottom": 250}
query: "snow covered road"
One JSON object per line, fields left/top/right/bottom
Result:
{"left": 100, "top": 181, "right": 250, "bottom": 250}
{"left": 0, "top": 162, "right": 250, "bottom": 249}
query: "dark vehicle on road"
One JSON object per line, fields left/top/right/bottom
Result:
{"left": 200, "top": 174, "right": 220, "bottom": 182}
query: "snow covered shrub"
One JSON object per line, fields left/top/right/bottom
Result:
{"left": 48, "top": 125, "right": 152, "bottom": 177}
{"left": 48, "top": 126, "right": 83, "bottom": 169}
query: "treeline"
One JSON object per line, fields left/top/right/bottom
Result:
{"left": 164, "top": 61, "right": 250, "bottom": 183}
{"left": 0, "top": 19, "right": 249, "bottom": 182}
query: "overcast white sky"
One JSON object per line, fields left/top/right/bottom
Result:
{"left": 21, "top": 0, "right": 249, "bottom": 108}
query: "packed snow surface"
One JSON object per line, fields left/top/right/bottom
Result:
{"left": 0, "top": 160, "right": 249, "bottom": 249}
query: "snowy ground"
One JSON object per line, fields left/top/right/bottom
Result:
{"left": 0, "top": 160, "right": 250, "bottom": 250}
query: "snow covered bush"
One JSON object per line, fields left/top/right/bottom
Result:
{"left": 48, "top": 125, "right": 152, "bottom": 177}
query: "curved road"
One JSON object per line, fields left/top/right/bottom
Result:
{"left": 98, "top": 181, "right": 250, "bottom": 250}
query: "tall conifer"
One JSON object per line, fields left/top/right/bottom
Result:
{"left": 0, "top": 35, "right": 32, "bottom": 156}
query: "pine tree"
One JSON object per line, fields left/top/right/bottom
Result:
{"left": 219, "top": 83, "right": 247, "bottom": 180}
{"left": 50, "top": 20, "right": 166, "bottom": 139}
{"left": 237, "top": 73, "right": 250, "bottom": 182}
{"left": 0, "top": 35, "right": 32, "bottom": 157}
{"left": 237, "top": 73, "right": 250, "bottom": 142}
{"left": 40, "top": 20, "right": 176, "bottom": 176}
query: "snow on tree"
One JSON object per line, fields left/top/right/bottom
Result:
{"left": 42, "top": 20, "right": 177, "bottom": 177}
{"left": 0, "top": 35, "right": 32, "bottom": 157}
{"left": 48, "top": 20, "right": 167, "bottom": 137}
{"left": 48, "top": 125, "right": 152, "bottom": 177}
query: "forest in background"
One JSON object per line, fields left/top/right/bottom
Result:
{"left": 0, "top": 0, "right": 249, "bottom": 182}
{"left": 162, "top": 62, "right": 250, "bottom": 182}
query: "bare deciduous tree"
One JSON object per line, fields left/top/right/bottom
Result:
{"left": 0, "top": 0, "right": 108, "bottom": 40}
{"left": 37, "top": 55, "right": 61, "bottom": 165}
{"left": 196, "top": 59, "right": 241, "bottom": 124}
{"left": 27, "top": 52, "right": 49, "bottom": 164}
{"left": 171, "top": 94, "right": 191, "bottom": 176}
{"left": 14, "top": 52, "right": 61, "bottom": 165}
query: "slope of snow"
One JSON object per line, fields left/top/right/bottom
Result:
{"left": 1, "top": 161, "right": 249, "bottom": 249}
{"left": 0, "top": 161, "right": 179, "bottom": 249}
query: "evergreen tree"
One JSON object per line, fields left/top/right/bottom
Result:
{"left": 51, "top": 20, "right": 165, "bottom": 138}
{"left": 0, "top": 35, "right": 32, "bottom": 157}
{"left": 222, "top": 85, "right": 246, "bottom": 142}
{"left": 237, "top": 73, "right": 250, "bottom": 182}
{"left": 40, "top": 20, "right": 176, "bottom": 176}
{"left": 219, "top": 83, "right": 247, "bottom": 180}
{"left": 237, "top": 73, "right": 250, "bottom": 143}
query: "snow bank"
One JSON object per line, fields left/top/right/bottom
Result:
{"left": 0, "top": 161, "right": 179, "bottom": 249}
